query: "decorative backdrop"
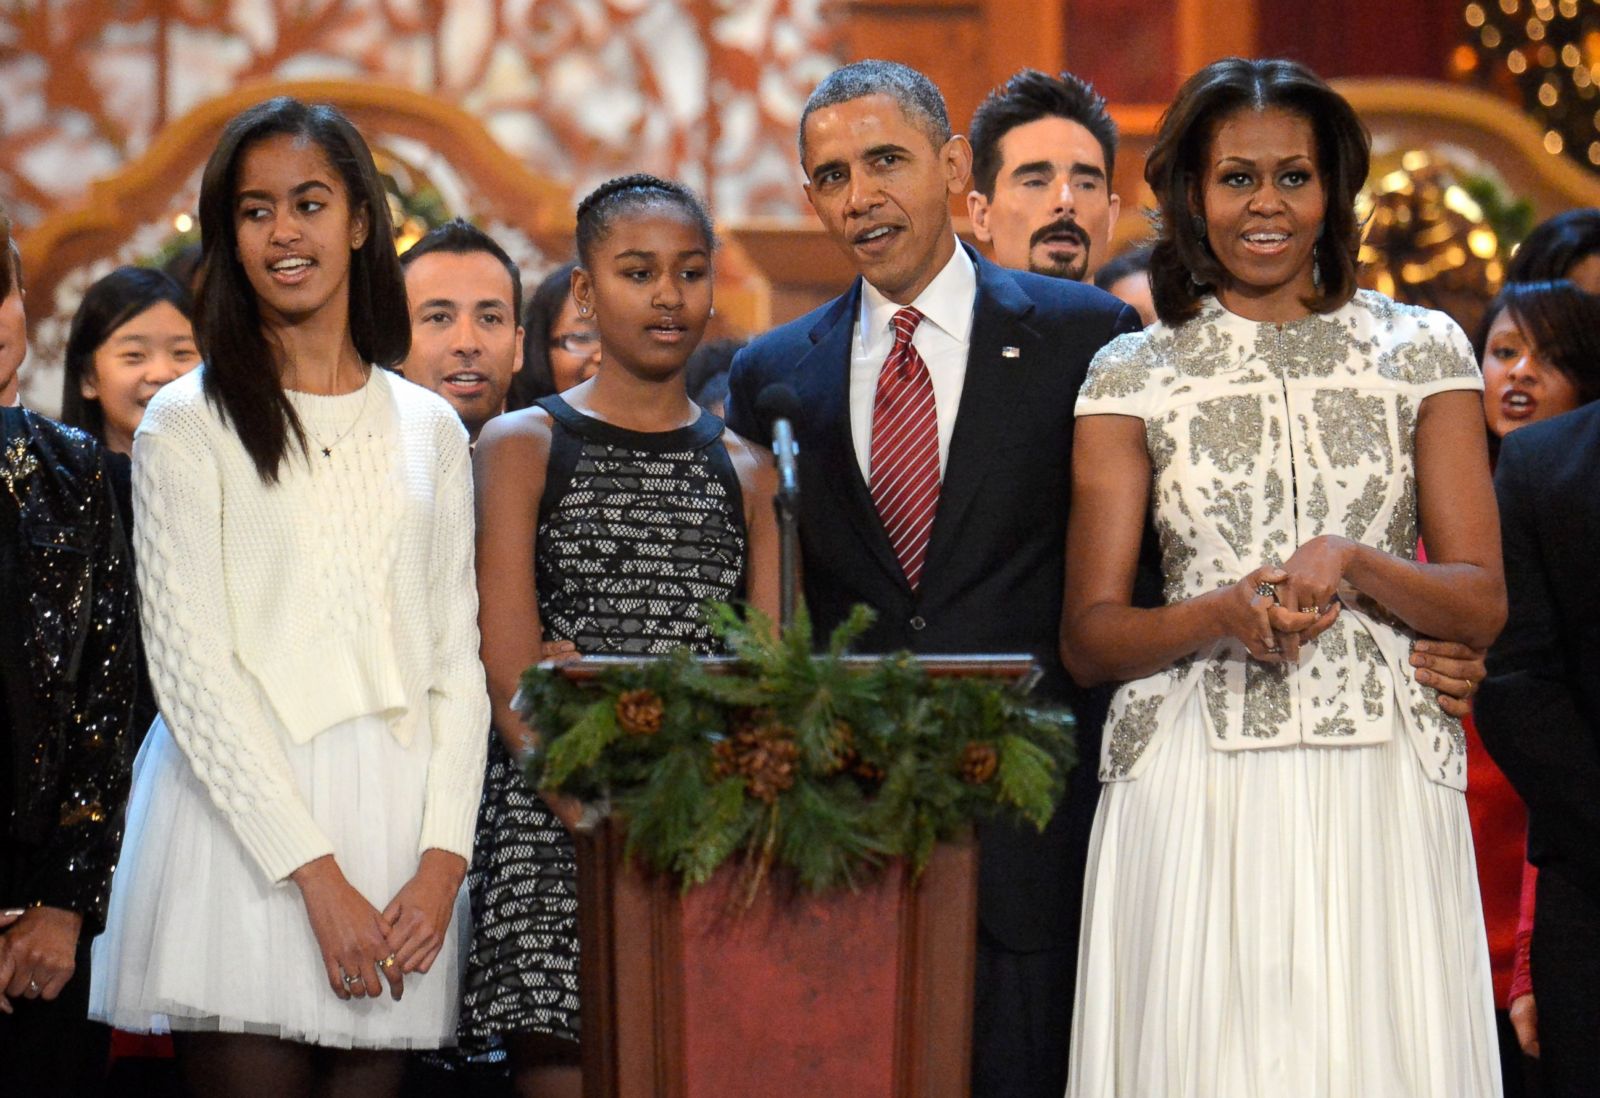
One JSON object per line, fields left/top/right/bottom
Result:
{"left": 0, "top": 0, "right": 841, "bottom": 230}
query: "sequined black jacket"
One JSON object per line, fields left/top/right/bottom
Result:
{"left": 1, "top": 407, "right": 138, "bottom": 932}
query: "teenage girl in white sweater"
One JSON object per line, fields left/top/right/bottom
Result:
{"left": 90, "top": 97, "right": 489, "bottom": 1097}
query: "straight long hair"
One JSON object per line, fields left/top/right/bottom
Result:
{"left": 196, "top": 97, "right": 408, "bottom": 481}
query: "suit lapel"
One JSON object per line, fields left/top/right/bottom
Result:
{"left": 796, "top": 281, "right": 911, "bottom": 595}
{"left": 922, "top": 250, "right": 1038, "bottom": 583}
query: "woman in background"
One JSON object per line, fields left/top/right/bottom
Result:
{"left": 506, "top": 262, "right": 600, "bottom": 410}
{"left": 1506, "top": 208, "right": 1600, "bottom": 290}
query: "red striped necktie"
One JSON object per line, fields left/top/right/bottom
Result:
{"left": 869, "top": 306, "right": 940, "bottom": 591}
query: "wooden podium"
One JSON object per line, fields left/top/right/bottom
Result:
{"left": 564, "top": 655, "right": 1038, "bottom": 1098}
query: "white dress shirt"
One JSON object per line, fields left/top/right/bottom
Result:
{"left": 849, "top": 241, "right": 977, "bottom": 481}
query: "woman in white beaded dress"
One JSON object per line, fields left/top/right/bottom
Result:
{"left": 1061, "top": 59, "right": 1506, "bottom": 1097}
{"left": 89, "top": 97, "right": 489, "bottom": 1097}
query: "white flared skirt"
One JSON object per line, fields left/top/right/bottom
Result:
{"left": 89, "top": 712, "right": 469, "bottom": 1050}
{"left": 1067, "top": 690, "right": 1502, "bottom": 1098}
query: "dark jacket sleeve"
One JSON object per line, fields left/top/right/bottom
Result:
{"left": 724, "top": 344, "right": 767, "bottom": 447}
{"left": 28, "top": 451, "right": 140, "bottom": 931}
{"left": 1476, "top": 430, "right": 1600, "bottom": 897}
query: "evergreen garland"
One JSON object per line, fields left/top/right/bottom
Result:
{"left": 517, "top": 603, "right": 1075, "bottom": 899}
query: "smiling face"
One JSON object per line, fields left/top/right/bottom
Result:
{"left": 1480, "top": 307, "right": 1583, "bottom": 439}
{"left": 403, "top": 249, "right": 524, "bottom": 438}
{"left": 572, "top": 205, "right": 713, "bottom": 380}
{"left": 232, "top": 132, "right": 368, "bottom": 328}
{"left": 83, "top": 300, "right": 199, "bottom": 453}
{"left": 968, "top": 115, "right": 1119, "bottom": 281}
{"left": 802, "top": 94, "right": 971, "bottom": 304}
{"left": 1200, "top": 107, "right": 1326, "bottom": 322}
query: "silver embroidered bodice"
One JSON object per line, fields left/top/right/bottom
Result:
{"left": 1076, "top": 291, "right": 1483, "bottom": 789}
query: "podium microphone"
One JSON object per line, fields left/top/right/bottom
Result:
{"left": 755, "top": 384, "right": 801, "bottom": 629}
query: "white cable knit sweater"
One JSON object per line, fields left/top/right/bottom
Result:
{"left": 131, "top": 366, "right": 489, "bottom": 883}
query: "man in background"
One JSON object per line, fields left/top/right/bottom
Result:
{"left": 966, "top": 70, "right": 1120, "bottom": 283}
{"left": 400, "top": 219, "right": 524, "bottom": 441}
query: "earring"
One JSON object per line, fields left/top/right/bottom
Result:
{"left": 1311, "top": 244, "right": 1323, "bottom": 291}
{"left": 1191, "top": 214, "right": 1207, "bottom": 239}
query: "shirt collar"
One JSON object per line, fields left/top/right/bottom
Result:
{"left": 857, "top": 239, "right": 977, "bottom": 350}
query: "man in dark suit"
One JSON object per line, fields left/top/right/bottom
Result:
{"left": 725, "top": 59, "right": 1140, "bottom": 1098}
{"left": 1477, "top": 399, "right": 1600, "bottom": 1098}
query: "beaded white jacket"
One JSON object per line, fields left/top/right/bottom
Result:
{"left": 1076, "top": 291, "right": 1483, "bottom": 790}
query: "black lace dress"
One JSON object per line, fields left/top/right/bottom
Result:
{"left": 458, "top": 394, "right": 748, "bottom": 1052}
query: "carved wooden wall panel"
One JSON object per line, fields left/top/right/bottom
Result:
{"left": 0, "top": 0, "right": 842, "bottom": 231}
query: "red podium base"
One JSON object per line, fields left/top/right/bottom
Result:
{"left": 576, "top": 818, "right": 978, "bottom": 1098}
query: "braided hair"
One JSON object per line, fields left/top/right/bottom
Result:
{"left": 574, "top": 174, "right": 715, "bottom": 263}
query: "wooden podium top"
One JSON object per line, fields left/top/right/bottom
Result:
{"left": 549, "top": 652, "right": 1041, "bottom": 687}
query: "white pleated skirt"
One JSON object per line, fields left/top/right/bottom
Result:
{"left": 1067, "top": 689, "right": 1503, "bottom": 1098}
{"left": 89, "top": 712, "right": 469, "bottom": 1050}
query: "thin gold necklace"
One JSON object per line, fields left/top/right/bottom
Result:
{"left": 305, "top": 375, "right": 372, "bottom": 458}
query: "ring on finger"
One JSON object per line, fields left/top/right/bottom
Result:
{"left": 26, "top": 978, "right": 39, "bottom": 994}
{"left": 1255, "top": 581, "right": 1278, "bottom": 600}
{"left": 1300, "top": 605, "right": 1318, "bottom": 615}
{"left": 341, "top": 971, "right": 360, "bottom": 987}
{"left": 379, "top": 955, "right": 397, "bottom": 970}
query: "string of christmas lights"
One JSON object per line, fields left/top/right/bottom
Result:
{"left": 1455, "top": 0, "right": 1600, "bottom": 169}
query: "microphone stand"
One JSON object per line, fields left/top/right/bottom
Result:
{"left": 770, "top": 417, "right": 800, "bottom": 630}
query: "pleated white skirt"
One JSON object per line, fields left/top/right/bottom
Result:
{"left": 89, "top": 712, "right": 469, "bottom": 1050}
{"left": 1067, "top": 689, "right": 1503, "bottom": 1098}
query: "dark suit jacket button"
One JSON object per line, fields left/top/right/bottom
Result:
{"left": 909, "top": 615, "right": 927, "bottom": 631}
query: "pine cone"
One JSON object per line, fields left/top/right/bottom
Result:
{"left": 711, "top": 736, "right": 740, "bottom": 779}
{"left": 616, "top": 689, "right": 664, "bottom": 736}
{"left": 712, "top": 713, "right": 799, "bottom": 802}
{"left": 960, "top": 741, "right": 999, "bottom": 785}
{"left": 745, "top": 731, "right": 799, "bottom": 803}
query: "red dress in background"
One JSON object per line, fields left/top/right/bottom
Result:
{"left": 1465, "top": 711, "right": 1531, "bottom": 1008}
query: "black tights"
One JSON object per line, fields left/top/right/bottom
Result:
{"left": 173, "top": 1032, "right": 406, "bottom": 1098}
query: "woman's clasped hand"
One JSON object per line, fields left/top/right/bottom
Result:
{"left": 1221, "top": 553, "right": 1343, "bottom": 663}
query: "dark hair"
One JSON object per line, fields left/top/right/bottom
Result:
{"left": 1506, "top": 208, "right": 1600, "bottom": 282}
{"left": 162, "top": 243, "right": 204, "bottom": 295}
{"left": 195, "top": 96, "right": 408, "bottom": 482}
{"left": 799, "top": 60, "right": 952, "bottom": 165}
{"left": 686, "top": 337, "right": 745, "bottom": 412}
{"left": 1092, "top": 243, "right": 1153, "bottom": 291}
{"left": 506, "top": 261, "right": 579, "bottom": 409}
{"left": 969, "top": 70, "right": 1117, "bottom": 197}
{"left": 60, "top": 266, "right": 195, "bottom": 442}
{"left": 574, "top": 173, "right": 715, "bottom": 266}
{"left": 1473, "top": 279, "right": 1600, "bottom": 409}
{"left": 1145, "top": 58, "right": 1369, "bottom": 327}
{"left": 398, "top": 217, "right": 523, "bottom": 313}
{"left": 0, "top": 206, "right": 14, "bottom": 300}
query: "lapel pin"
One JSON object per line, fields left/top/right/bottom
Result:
{"left": 1001, "top": 345, "right": 1021, "bottom": 359}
